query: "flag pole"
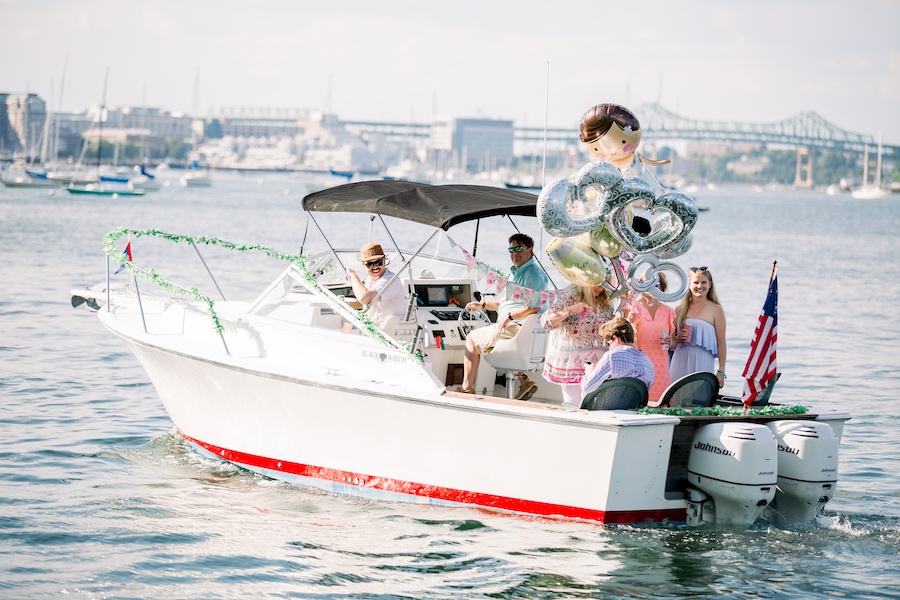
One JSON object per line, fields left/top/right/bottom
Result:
{"left": 769, "top": 260, "right": 777, "bottom": 283}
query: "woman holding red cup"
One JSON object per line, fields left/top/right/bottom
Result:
{"left": 669, "top": 267, "right": 727, "bottom": 388}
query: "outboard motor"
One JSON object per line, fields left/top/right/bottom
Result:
{"left": 765, "top": 420, "right": 839, "bottom": 525}
{"left": 686, "top": 423, "right": 777, "bottom": 526}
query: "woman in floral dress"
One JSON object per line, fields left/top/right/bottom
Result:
{"left": 540, "top": 284, "right": 614, "bottom": 407}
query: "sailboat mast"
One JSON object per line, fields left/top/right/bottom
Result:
{"left": 95, "top": 67, "right": 109, "bottom": 172}
{"left": 54, "top": 57, "right": 67, "bottom": 163}
{"left": 875, "top": 131, "right": 883, "bottom": 188}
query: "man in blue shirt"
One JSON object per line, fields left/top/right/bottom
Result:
{"left": 581, "top": 316, "right": 655, "bottom": 397}
{"left": 459, "top": 233, "right": 549, "bottom": 399}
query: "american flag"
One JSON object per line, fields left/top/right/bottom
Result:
{"left": 742, "top": 269, "right": 777, "bottom": 407}
{"left": 114, "top": 241, "right": 133, "bottom": 275}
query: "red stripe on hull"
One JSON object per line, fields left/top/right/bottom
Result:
{"left": 180, "top": 431, "right": 686, "bottom": 525}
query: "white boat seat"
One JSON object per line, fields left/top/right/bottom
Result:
{"left": 482, "top": 313, "right": 547, "bottom": 398}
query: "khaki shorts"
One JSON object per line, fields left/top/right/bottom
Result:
{"left": 467, "top": 322, "right": 521, "bottom": 353}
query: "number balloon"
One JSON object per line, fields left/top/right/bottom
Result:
{"left": 626, "top": 255, "right": 687, "bottom": 302}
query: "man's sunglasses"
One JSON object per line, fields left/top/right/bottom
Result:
{"left": 508, "top": 245, "right": 526, "bottom": 253}
{"left": 364, "top": 259, "right": 385, "bottom": 268}
{"left": 690, "top": 266, "right": 708, "bottom": 272}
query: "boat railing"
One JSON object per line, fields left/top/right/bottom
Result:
{"left": 102, "top": 227, "right": 423, "bottom": 360}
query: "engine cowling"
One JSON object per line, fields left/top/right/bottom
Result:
{"left": 765, "top": 420, "right": 839, "bottom": 525}
{"left": 686, "top": 423, "right": 777, "bottom": 526}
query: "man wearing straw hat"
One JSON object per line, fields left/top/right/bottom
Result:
{"left": 346, "top": 242, "right": 407, "bottom": 329}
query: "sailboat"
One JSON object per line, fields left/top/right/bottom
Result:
{"left": 66, "top": 69, "right": 144, "bottom": 197}
{"left": 852, "top": 132, "right": 890, "bottom": 200}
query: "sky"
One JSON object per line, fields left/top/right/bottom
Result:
{"left": 2, "top": 0, "right": 899, "bottom": 144}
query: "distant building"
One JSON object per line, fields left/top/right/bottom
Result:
{"left": 431, "top": 117, "right": 514, "bottom": 172}
{"left": 0, "top": 93, "right": 47, "bottom": 159}
{"left": 208, "top": 106, "right": 308, "bottom": 138}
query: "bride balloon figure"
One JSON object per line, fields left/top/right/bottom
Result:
{"left": 540, "top": 103, "right": 698, "bottom": 303}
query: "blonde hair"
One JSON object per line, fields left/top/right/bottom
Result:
{"left": 676, "top": 268, "right": 721, "bottom": 327}
{"left": 575, "top": 284, "right": 611, "bottom": 309}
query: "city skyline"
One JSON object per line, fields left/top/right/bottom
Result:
{"left": 2, "top": 1, "right": 899, "bottom": 144}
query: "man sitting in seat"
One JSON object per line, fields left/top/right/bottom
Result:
{"left": 460, "top": 233, "right": 549, "bottom": 399}
{"left": 581, "top": 317, "right": 655, "bottom": 397}
{"left": 346, "top": 242, "right": 407, "bottom": 330}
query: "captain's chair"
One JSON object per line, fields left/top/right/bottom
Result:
{"left": 580, "top": 377, "right": 648, "bottom": 411}
{"left": 482, "top": 313, "right": 548, "bottom": 399}
{"left": 649, "top": 372, "right": 720, "bottom": 408}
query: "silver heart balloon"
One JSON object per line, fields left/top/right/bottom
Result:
{"left": 537, "top": 162, "right": 623, "bottom": 238}
{"left": 609, "top": 190, "right": 698, "bottom": 255}
{"left": 657, "top": 231, "right": 694, "bottom": 259}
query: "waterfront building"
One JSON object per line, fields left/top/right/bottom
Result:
{"left": 431, "top": 117, "right": 514, "bottom": 173}
{"left": 0, "top": 93, "right": 47, "bottom": 160}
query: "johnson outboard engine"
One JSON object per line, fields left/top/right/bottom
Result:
{"left": 765, "top": 420, "right": 839, "bottom": 525}
{"left": 686, "top": 423, "right": 777, "bottom": 526}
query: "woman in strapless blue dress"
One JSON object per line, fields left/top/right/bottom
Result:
{"left": 669, "top": 267, "right": 727, "bottom": 388}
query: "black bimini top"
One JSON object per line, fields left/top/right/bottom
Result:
{"left": 301, "top": 180, "right": 537, "bottom": 230}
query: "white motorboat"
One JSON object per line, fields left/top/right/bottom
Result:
{"left": 181, "top": 169, "right": 213, "bottom": 187}
{"left": 75, "top": 181, "right": 850, "bottom": 526}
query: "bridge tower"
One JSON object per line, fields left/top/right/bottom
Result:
{"left": 794, "top": 147, "right": 814, "bottom": 189}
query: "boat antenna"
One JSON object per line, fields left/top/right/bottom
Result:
{"left": 539, "top": 61, "right": 550, "bottom": 258}
{"left": 541, "top": 61, "right": 549, "bottom": 189}
{"left": 472, "top": 219, "right": 480, "bottom": 258}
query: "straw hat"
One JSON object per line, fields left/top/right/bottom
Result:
{"left": 360, "top": 242, "right": 385, "bottom": 261}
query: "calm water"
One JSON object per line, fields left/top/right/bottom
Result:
{"left": 2, "top": 172, "right": 899, "bottom": 598}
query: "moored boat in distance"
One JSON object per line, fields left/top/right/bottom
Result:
{"left": 73, "top": 181, "right": 849, "bottom": 527}
{"left": 67, "top": 182, "right": 146, "bottom": 197}
{"left": 46, "top": 169, "right": 100, "bottom": 185}
{"left": 181, "top": 169, "right": 213, "bottom": 187}
{"left": 1, "top": 168, "right": 61, "bottom": 188}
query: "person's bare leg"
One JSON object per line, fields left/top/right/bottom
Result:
{"left": 462, "top": 337, "right": 480, "bottom": 392}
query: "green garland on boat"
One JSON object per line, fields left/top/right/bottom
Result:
{"left": 102, "top": 227, "right": 423, "bottom": 363}
{"left": 638, "top": 405, "right": 808, "bottom": 417}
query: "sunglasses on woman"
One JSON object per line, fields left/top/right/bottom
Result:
{"left": 364, "top": 258, "right": 385, "bottom": 268}
{"left": 690, "top": 266, "right": 708, "bottom": 272}
{"left": 508, "top": 245, "right": 526, "bottom": 253}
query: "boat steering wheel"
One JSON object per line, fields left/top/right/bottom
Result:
{"left": 457, "top": 308, "right": 491, "bottom": 340}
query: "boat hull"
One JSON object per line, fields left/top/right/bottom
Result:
{"left": 103, "top": 307, "right": 689, "bottom": 524}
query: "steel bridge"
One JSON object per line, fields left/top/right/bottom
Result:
{"left": 514, "top": 102, "right": 898, "bottom": 157}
